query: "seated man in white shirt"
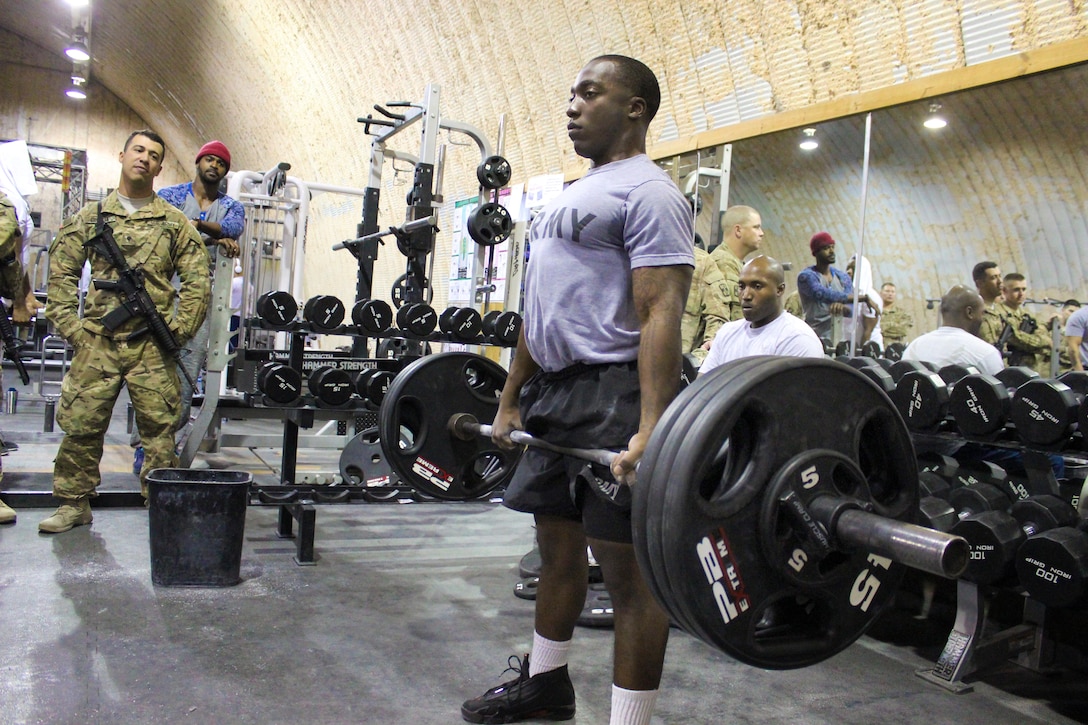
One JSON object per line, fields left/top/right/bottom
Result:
{"left": 701, "top": 255, "right": 825, "bottom": 373}
{"left": 902, "top": 285, "right": 1003, "bottom": 375}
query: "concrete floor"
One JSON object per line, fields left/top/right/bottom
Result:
{"left": 1, "top": 372, "right": 1086, "bottom": 724}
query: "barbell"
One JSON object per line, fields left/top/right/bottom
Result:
{"left": 376, "top": 352, "right": 969, "bottom": 669}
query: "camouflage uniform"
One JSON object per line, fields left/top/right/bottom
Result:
{"left": 784, "top": 290, "right": 803, "bottom": 318}
{"left": 708, "top": 244, "right": 743, "bottom": 322}
{"left": 1001, "top": 302, "right": 1053, "bottom": 376}
{"left": 978, "top": 302, "right": 1006, "bottom": 347}
{"left": 0, "top": 192, "right": 28, "bottom": 489}
{"left": 47, "top": 192, "right": 209, "bottom": 499}
{"left": 880, "top": 305, "right": 914, "bottom": 347}
{"left": 681, "top": 248, "right": 730, "bottom": 363}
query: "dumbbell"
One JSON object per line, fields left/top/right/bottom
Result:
{"left": 255, "top": 291, "right": 298, "bottom": 329}
{"left": 255, "top": 362, "right": 302, "bottom": 405}
{"left": 303, "top": 294, "right": 346, "bottom": 332}
{"left": 952, "top": 494, "right": 1079, "bottom": 585}
{"left": 355, "top": 369, "right": 396, "bottom": 407}
{"left": 395, "top": 302, "right": 438, "bottom": 336}
{"left": 308, "top": 365, "right": 354, "bottom": 406}
{"left": 352, "top": 299, "right": 393, "bottom": 334}
{"left": 887, "top": 359, "right": 934, "bottom": 384}
{"left": 893, "top": 364, "right": 982, "bottom": 433}
{"left": 948, "top": 366, "right": 1040, "bottom": 438}
{"left": 482, "top": 310, "right": 522, "bottom": 346}
{"left": 439, "top": 306, "right": 484, "bottom": 342}
{"left": 919, "top": 496, "right": 957, "bottom": 532}
{"left": 1015, "top": 523, "right": 1088, "bottom": 607}
{"left": 883, "top": 342, "right": 906, "bottom": 362}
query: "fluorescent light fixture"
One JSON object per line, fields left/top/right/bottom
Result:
{"left": 65, "top": 86, "right": 87, "bottom": 100}
{"left": 799, "top": 128, "right": 819, "bottom": 151}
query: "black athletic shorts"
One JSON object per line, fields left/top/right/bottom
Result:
{"left": 502, "top": 360, "right": 640, "bottom": 543}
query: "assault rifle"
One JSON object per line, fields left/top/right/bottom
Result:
{"left": 0, "top": 305, "right": 30, "bottom": 385}
{"left": 86, "top": 207, "right": 196, "bottom": 390}
{"left": 995, "top": 319, "right": 1020, "bottom": 365}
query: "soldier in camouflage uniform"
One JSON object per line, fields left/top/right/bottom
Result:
{"left": 973, "top": 261, "right": 1007, "bottom": 348}
{"left": 784, "top": 289, "right": 804, "bottom": 318}
{"left": 878, "top": 282, "right": 914, "bottom": 347}
{"left": 39, "top": 130, "right": 210, "bottom": 534}
{"left": 0, "top": 190, "right": 34, "bottom": 525}
{"left": 681, "top": 246, "right": 729, "bottom": 363}
{"left": 709, "top": 205, "right": 764, "bottom": 324}
{"left": 998, "top": 273, "right": 1053, "bottom": 376}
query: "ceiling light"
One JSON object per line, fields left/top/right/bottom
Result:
{"left": 924, "top": 103, "right": 947, "bottom": 130}
{"left": 65, "top": 31, "right": 90, "bottom": 62}
{"left": 66, "top": 0, "right": 91, "bottom": 6}
{"left": 65, "top": 86, "right": 87, "bottom": 100}
{"left": 799, "top": 128, "right": 819, "bottom": 151}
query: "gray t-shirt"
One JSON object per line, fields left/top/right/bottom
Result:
{"left": 1065, "top": 306, "right": 1088, "bottom": 366}
{"left": 523, "top": 154, "right": 694, "bottom": 372}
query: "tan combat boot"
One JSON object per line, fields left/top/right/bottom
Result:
{"left": 38, "top": 499, "right": 92, "bottom": 533}
{"left": 0, "top": 498, "right": 15, "bottom": 524}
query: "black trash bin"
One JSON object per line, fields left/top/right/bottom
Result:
{"left": 147, "top": 468, "right": 252, "bottom": 586}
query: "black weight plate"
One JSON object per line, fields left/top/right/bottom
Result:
{"left": 1009, "top": 379, "right": 1079, "bottom": 447}
{"left": 256, "top": 362, "right": 302, "bottom": 404}
{"left": 308, "top": 366, "right": 354, "bottom": 406}
{"left": 891, "top": 371, "right": 949, "bottom": 431}
{"left": 514, "top": 576, "right": 539, "bottom": 601}
{"left": 633, "top": 357, "right": 779, "bottom": 642}
{"left": 391, "top": 273, "right": 432, "bottom": 308}
{"left": 255, "top": 290, "right": 298, "bottom": 328}
{"left": 352, "top": 299, "right": 393, "bottom": 333}
{"left": 303, "top": 294, "right": 346, "bottom": 332}
{"left": 948, "top": 373, "right": 1010, "bottom": 437}
{"left": 466, "top": 202, "right": 513, "bottom": 246}
{"left": 339, "top": 426, "right": 401, "bottom": 500}
{"left": 477, "top": 155, "right": 512, "bottom": 190}
{"left": 378, "top": 352, "right": 522, "bottom": 501}
{"left": 576, "top": 582, "right": 614, "bottom": 628}
{"left": 649, "top": 357, "right": 914, "bottom": 669}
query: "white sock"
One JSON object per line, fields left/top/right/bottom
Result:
{"left": 529, "top": 631, "right": 571, "bottom": 676}
{"left": 610, "top": 685, "right": 659, "bottom": 725}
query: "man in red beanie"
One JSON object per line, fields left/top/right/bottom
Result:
{"left": 796, "top": 231, "right": 873, "bottom": 351}
{"left": 133, "top": 140, "right": 245, "bottom": 470}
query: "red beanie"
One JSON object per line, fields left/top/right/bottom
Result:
{"left": 810, "top": 231, "right": 835, "bottom": 255}
{"left": 196, "top": 140, "right": 231, "bottom": 171}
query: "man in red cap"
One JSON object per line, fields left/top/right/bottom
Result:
{"left": 132, "top": 140, "right": 245, "bottom": 470}
{"left": 796, "top": 231, "right": 873, "bottom": 351}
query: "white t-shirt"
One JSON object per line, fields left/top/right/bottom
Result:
{"left": 902, "top": 326, "right": 1003, "bottom": 375}
{"left": 701, "top": 311, "right": 826, "bottom": 373}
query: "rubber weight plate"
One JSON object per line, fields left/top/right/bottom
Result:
{"left": 339, "top": 426, "right": 401, "bottom": 500}
{"left": 378, "top": 352, "right": 522, "bottom": 500}
{"left": 476, "top": 155, "right": 512, "bottom": 190}
{"left": 466, "top": 202, "right": 513, "bottom": 246}
{"left": 641, "top": 356, "right": 915, "bottom": 669}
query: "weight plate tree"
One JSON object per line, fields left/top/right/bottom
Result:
{"left": 378, "top": 353, "right": 523, "bottom": 500}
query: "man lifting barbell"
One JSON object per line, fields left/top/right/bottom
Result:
{"left": 459, "top": 55, "right": 695, "bottom": 725}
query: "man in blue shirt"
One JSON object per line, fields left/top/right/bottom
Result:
{"left": 796, "top": 231, "right": 873, "bottom": 350}
{"left": 134, "top": 141, "right": 243, "bottom": 469}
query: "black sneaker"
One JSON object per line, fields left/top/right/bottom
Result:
{"left": 461, "top": 654, "right": 575, "bottom": 723}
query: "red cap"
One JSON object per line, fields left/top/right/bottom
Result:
{"left": 810, "top": 231, "right": 835, "bottom": 255}
{"left": 195, "top": 140, "right": 231, "bottom": 171}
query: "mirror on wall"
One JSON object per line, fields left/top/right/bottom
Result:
{"left": 700, "top": 61, "right": 1088, "bottom": 338}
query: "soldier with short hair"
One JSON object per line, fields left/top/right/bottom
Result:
{"left": 39, "top": 130, "right": 210, "bottom": 534}
{"left": 708, "top": 205, "right": 763, "bottom": 322}
{"left": 879, "top": 282, "right": 914, "bottom": 347}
